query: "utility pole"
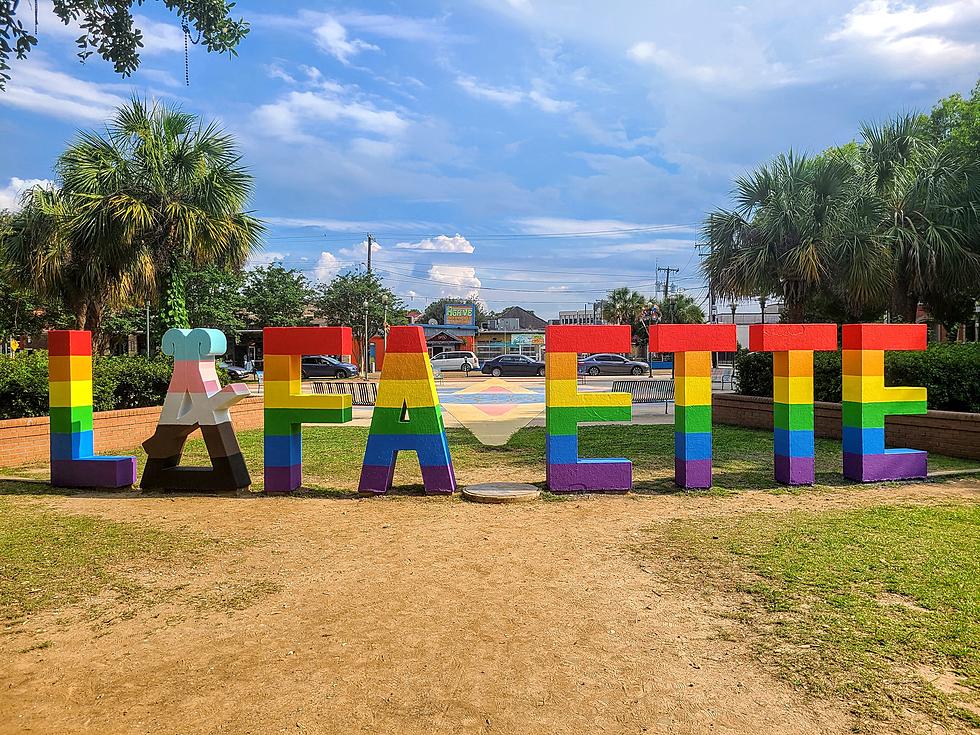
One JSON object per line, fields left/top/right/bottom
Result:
{"left": 145, "top": 301, "right": 151, "bottom": 357}
{"left": 656, "top": 266, "right": 679, "bottom": 301}
{"left": 366, "top": 233, "right": 374, "bottom": 273}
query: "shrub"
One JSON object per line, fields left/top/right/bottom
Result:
{"left": 735, "top": 342, "right": 980, "bottom": 412}
{"left": 0, "top": 352, "right": 233, "bottom": 420}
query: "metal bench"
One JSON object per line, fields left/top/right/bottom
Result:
{"left": 310, "top": 381, "right": 378, "bottom": 406}
{"left": 611, "top": 379, "right": 675, "bottom": 413}
{"left": 711, "top": 368, "right": 734, "bottom": 390}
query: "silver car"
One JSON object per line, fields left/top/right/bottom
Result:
{"left": 578, "top": 353, "right": 649, "bottom": 376}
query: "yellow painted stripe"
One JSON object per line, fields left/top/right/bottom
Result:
{"left": 674, "top": 376, "right": 711, "bottom": 406}
{"left": 842, "top": 375, "right": 926, "bottom": 404}
{"left": 49, "top": 379, "right": 93, "bottom": 407}
{"left": 262, "top": 380, "right": 351, "bottom": 410}
{"left": 375, "top": 378, "right": 440, "bottom": 409}
{"left": 774, "top": 375, "right": 814, "bottom": 404}
{"left": 546, "top": 379, "right": 631, "bottom": 408}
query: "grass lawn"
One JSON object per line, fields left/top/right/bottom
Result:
{"left": 0, "top": 498, "right": 207, "bottom": 622}
{"left": 3, "top": 424, "right": 978, "bottom": 494}
{"left": 642, "top": 503, "right": 980, "bottom": 731}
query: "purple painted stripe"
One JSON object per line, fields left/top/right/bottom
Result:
{"left": 843, "top": 451, "right": 927, "bottom": 483}
{"left": 358, "top": 462, "right": 455, "bottom": 495}
{"left": 420, "top": 464, "right": 456, "bottom": 495}
{"left": 774, "top": 454, "right": 815, "bottom": 486}
{"left": 51, "top": 457, "right": 136, "bottom": 488}
{"left": 264, "top": 464, "right": 302, "bottom": 493}
{"left": 674, "top": 458, "right": 712, "bottom": 489}
{"left": 547, "top": 461, "right": 632, "bottom": 493}
{"left": 358, "top": 464, "right": 394, "bottom": 494}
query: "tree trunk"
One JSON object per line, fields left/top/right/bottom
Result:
{"left": 890, "top": 278, "right": 919, "bottom": 324}
{"left": 86, "top": 301, "right": 107, "bottom": 353}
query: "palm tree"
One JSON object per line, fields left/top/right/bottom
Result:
{"left": 845, "top": 114, "right": 980, "bottom": 323}
{"left": 602, "top": 287, "right": 649, "bottom": 326}
{"left": 3, "top": 184, "right": 154, "bottom": 337}
{"left": 66, "top": 98, "right": 263, "bottom": 329}
{"left": 701, "top": 151, "right": 852, "bottom": 322}
{"left": 655, "top": 293, "right": 705, "bottom": 324}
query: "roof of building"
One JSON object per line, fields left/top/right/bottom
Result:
{"left": 496, "top": 306, "right": 548, "bottom": 330}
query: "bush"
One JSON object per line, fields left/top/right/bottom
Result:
{"left": 735, "top": 343, "right": 980, "bottom": 412}
{"left": 0, "top": 352, "right": 232, "bottom": 420}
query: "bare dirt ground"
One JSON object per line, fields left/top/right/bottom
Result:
{"left": 2, "top": 480, "right": 978, "bottom": 735}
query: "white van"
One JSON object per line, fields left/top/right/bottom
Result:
{"left": 430, "top": 351, "right": 480, "bottom": 372}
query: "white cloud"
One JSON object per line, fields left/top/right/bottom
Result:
{"left": 0, "top": 177, "right": 53, "bottom": 210}
{"left": 314, "top": 251, "right": 343, "bottom": 281}
{"left": 428, "top": 265, "right": 482, "bottom": 298}
{"left": 133, "top": 14, "right": 186, "bottom": 55}
{"left": 455, "top": 74, "right": 574, "bottom": 112}
{"left": 314, "top": 17, "right": 379, "bottom": 63}
{"left": 262, "top": 215, "right": 440, "bottom": 232}
{"left": 247, "top": 251, "right": 286, "bottom": 268}
{"left": 395, "top": 234, "right": 474, "bottom": 253}
{"left": 515, "top": 217, "right": 694, "bottom": 237}
{"left": 1, "top": 59, "right": 127, "bottom": 122}
{"left": 827, "top": 0, "right": 980, "bottom": 74}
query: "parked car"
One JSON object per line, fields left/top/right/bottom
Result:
{"left": 430, "top": 350, "right": 480, "bottom": 372}
{"left": 578, "top": 353, "right": 649, "bottom": 376}
{"left": 300, "top": 355, "right": 359, "bottom": 379}
{"left": 481, "top": 354, "right": 545, "bottom": 377}
{"left": 219, "top": 361, "right": 252, "bottom": 380}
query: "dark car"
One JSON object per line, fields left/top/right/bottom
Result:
{"left": 300, "top": 355, "right": 360, "bottom": 379}
{"left": 481, "top": 354, "right": 545, "bottom": 377}
{"left": 219, "top": 361, "right": 253, "bottom": 380}
{"left": 578, "top": 353, "right": 649, "bottom": 376}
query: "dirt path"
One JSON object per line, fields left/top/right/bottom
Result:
{"left": 2, "top": 480, "right": 978, "bottom": 734}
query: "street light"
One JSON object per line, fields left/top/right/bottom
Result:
{"left": 363, "top": 299, "right": 370, "bottom": 377}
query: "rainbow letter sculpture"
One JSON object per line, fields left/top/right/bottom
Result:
{"left": 264, "top": 327, "right": 353, "bottom": 493}
{"left": 48, "top": 330, "right": 136, "bottom": 488}
{"left": 359, "top": 325, "right": 455, "bottom": 494}
{"left": 749, "top": 324, "right": 837, "bottom": 485}
{"left": 841, "top": 324, "right": 927, "bottom": 482}
{"left": 545, "top": 324, "right": 633, "bottom": 492}
{"left": 140, "top": 329, "right": 251, "bottom": 492}
{"left": 650, "top": 324, "right": 737, "bottom": 489}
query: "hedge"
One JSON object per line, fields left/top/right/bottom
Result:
{"left": 0, "top": 352, "right": 230, "bottom": 420}
{"left": 734, "top": 342, "right": 980, "bottom": 413}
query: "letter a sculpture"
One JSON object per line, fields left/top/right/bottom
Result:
{"left": 140, "top": 329, "right": 251, "bottom": 491}
{"left": 48, "top": 330, "right": 137, "bottom": 487}
{"left": 359, "top": 325, "right": 456, "bottom": 494}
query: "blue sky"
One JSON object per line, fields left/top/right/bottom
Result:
{"left": 2, "top": 0, "right": 979, "bottom": 318}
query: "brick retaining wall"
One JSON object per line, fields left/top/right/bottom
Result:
{"left": 0, "top": 396, "right": 265, "bottom": 466}
{"left": 713, "top": 394, "right": 980, "bottom": 460}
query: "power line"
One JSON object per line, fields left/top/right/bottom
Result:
{"left": 261, "top": 223, "right": 698, "bottom": 241}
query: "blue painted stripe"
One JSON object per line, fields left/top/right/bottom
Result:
{"left": 674, "top": 432, "right": 712, "bottom": 461}
{"left": 50, "top": 430, "right": 93, "bottom": 460}
{"left": 363, "top": 433, "right": 452, "bottom": 468}
{"left": 264, "top": 433, "right": 302, "bottom": 467}
{"left": 546, "top": 433, "right": 579, "bottom": 465}
{"left": 774, "top": 428, "right": 814, "bottom": 458}
{"left": 842, "top": 426, "right": 884, "bottom": 455}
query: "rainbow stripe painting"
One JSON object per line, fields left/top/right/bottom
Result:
{"left": 749, "top": 324, "right": 837, "bottom": 485}
{"left": 48, "top": 330, "right": 136, "bottom": 488}
{"left": 649, "top": 324, "right": 737, "bottom": 489}
{"left": 545, "top": 324, "right": 632, "bottom": 492}
{"left": 263, "top": 327, "right": 353, "bottom": 493}
{"left": 841, "top": 324, "right": 928, "bottom": 482}
{"left": 358, "top": 325, "right": 455, "bottom": 494}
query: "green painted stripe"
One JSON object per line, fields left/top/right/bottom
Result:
{"left": 546, "top": 405, "right": 632, "bottom": 435}
{"left": 49, "top": 405, "right": 93, "bottom": 433}
{"left": 264, "top": 407, "right": 351, "bottom": 435}
{"left": 369, "top": 405, "right": 445, "bottom": 435}
{"left": 841, "top": 400, "right": 927, "bottom": 428}
{"left": 773, "top": 402, "right": 814, "bottom": 431}
{"left": 675, "top": 404, "right": 711, "bottom": 433}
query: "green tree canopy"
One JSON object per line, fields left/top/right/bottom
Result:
{"left": 241, "top": 264, "right": 312, "bottom": 328}
{"left": 654, "top": 294, "right": 705, "bottom": 325}
{"left": 1, "top": 0, "right": 249, "bottom": 90}
{"left": 315, "top": 269, "right": 406, "bottom": 341}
